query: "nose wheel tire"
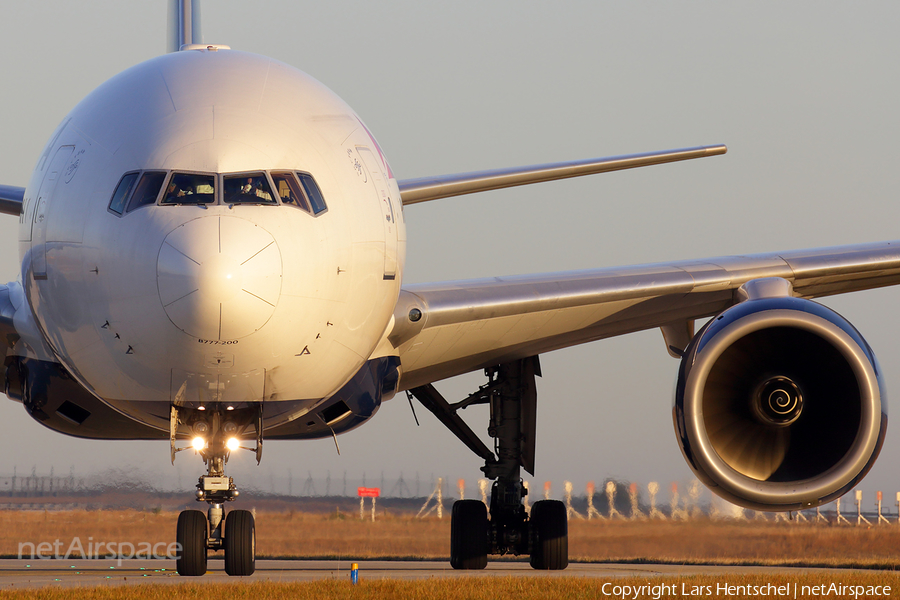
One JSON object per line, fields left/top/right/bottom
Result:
{"left": 450, "top": 500, "right": 489, "bottom": 570}
{"left": 529, "top": 500, "right": 568, "bottom": 570}
{"left": 176, "top": 510, "right": 208, "bottom": 576}
{"left": 224, "top": 509, "right": 256, "bottom": 576}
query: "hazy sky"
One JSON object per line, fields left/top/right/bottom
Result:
{"left": 1, "top": 2, "right": 900, "bottom": 506}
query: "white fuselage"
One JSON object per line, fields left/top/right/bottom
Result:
{"left": 17, "top": 48, "right": 405, "bottom": 431}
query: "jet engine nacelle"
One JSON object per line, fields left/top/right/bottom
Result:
{"left": 674, "top": 290, "right": 886, "bottom": 511}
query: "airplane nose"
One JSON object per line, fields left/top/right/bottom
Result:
{"left": 157, "top": 216, "right": 282, "bottom": 340}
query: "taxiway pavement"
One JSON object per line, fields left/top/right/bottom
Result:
{"left": 0, "top": 559, "right": 877, "bottom": 589}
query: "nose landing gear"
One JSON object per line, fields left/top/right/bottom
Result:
{"left": 171, "top": 405, "right": 261, "bottom": 577}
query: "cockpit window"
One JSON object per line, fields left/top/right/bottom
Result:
{"left": 126, "top": 171, "right": 167, "bottom": 213}
{"left": 161, "top": 172, "right": 216, "bottom": 205}
{"left": 271, "top": 172, "right": 310, "bottom": 212}
{"left": 135, "top": 169, "right": 324, "bottom": 210}
{"left": 223, "top": 172, "right": 277, "bottom": 205}
{"left": 108, "top": 172, "right": 139, "bottom": 215}
{"left": 297, "top": 172, "right": 328, "bottom": 214}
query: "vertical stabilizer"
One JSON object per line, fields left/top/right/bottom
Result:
{"left": 167, "top": 0, "right": 203, "bottom": 53}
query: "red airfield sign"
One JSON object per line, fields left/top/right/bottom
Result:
{"left": 358, "top": 487, "right": 380, "bottom": 498}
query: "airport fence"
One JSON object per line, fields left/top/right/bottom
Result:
{"left": 0, "top": 468, "right": 895, "bottom": 525}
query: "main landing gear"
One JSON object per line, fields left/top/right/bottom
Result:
{"left": 170, "top": 405, "right": 261, "bottom": 576}
{"left": 409, "top": 356, "right": 568, "bottom": 570}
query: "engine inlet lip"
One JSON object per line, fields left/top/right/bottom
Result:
{"left": 682, "top": 306, "right": 882, "bottom": 510}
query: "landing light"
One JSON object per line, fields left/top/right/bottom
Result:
{"left": 226, "top": 437, "right": 240, "bottom": 451}
{"left": 191, "top": 437, "right": 206, "bottom": 451}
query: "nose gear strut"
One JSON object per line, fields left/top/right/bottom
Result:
{"left": 170, "top": 404, "right": 262, "bottom": 576}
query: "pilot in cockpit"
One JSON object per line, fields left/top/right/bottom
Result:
{"left": 164, "top": 181, "right": 182, "bottom": 202}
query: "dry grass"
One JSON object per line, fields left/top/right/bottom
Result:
{"left": 1, "top": 574, "right": 900, "bottom": 600}
{"left": 567, "top": 519, "right": 900, "bottom": 567}
{"left": 1, "top": 509, "right": 900, "bottom": 568}
{"left": 2, "top": 509, "right": 898, "bottom": 598}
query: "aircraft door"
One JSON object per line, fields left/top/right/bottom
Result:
{"left": 31, "top": 145, "right": 74, "bottom": 279}
{"left": 356, "top": 146, "right": 398, "bottom": 280}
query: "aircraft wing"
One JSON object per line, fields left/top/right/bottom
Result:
{"left": 397, "top": 145, "right": 726, "bottom": 205}
{"left": 390, "top": 240, "right": 900, "bottom": 390}
{"left": 0, "top": 185, "right": 24, "bottom": 216}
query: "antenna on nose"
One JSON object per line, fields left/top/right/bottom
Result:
{"left": 167, "top": 0, "right": 203, "bottom": 53}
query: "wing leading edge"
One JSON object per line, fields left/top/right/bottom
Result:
{"left": 389, "top": 241, "right": 900, "bottom": 390}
